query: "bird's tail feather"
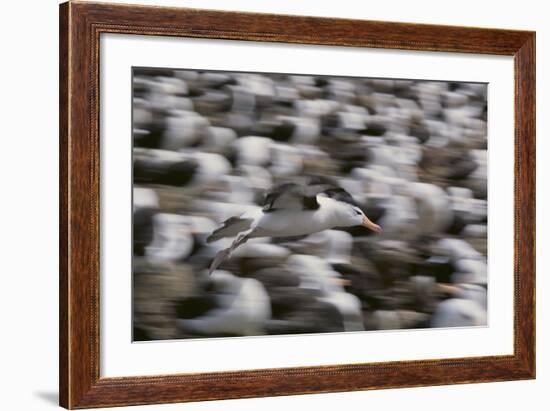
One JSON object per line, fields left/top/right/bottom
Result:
{"left": 206, "top": 217, "right": 253, "bottom": 243}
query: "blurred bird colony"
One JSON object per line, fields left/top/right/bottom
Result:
{"left": 132, "top": 67, "right": 488, "bottom": 341}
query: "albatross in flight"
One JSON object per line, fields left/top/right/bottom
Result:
{"left": 207, "top": 181, "right": 382, "bottom": 274}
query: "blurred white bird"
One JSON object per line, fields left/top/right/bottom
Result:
{"left": 288, "top": 254, "right": 364, "bottom": 331}
{"left": 177, "top": 271, "right": 271, "bottom": 336}
{"left": 431, "top": 284, "right": 487, "bottom": 327}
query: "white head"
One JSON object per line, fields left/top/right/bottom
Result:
{"left": 329, "top": 200, "right": 382, "bottom": 233}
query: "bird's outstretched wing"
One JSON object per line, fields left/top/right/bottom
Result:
{"left": 319, "top": 186, "right": 360, "bottom": 207}
{"left": 262, "top": 179, "right": 360, "bottom": 212}
{"left": 262, "top": 182, "right": 321, "bottom": 212}
{"left": 307, "top": 176, "right": 361, "bottom": 207}
{"left": 206, "top": 216, "right": 254, "bottom": 243}
{"left": 209, "top": 228, "right": 253, "bottom": 274}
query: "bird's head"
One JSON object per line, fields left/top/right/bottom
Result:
{"left": 338, "top": 204, "right": 382, "bottom": 233}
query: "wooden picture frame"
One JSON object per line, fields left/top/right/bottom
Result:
{"left": 59, "top": 1, "right": 535, "bottom": 408}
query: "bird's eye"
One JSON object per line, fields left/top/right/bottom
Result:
{"left": 353, "top": 208, "right": 362, "bottom": 215}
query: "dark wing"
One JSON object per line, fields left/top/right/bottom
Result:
{"left": 262, "top": 182, "right": 320, "bottom": 212}
{"left": 262, "top": 179, "right": 360, "bottom": 212}
{"left": 206, "top": 217, "right": 254, "bottom": 243}
{"left": 307, "top": 176, "right": 361, "bottom": 208}
{"left": 320, "top": 186, "right": 360, "bottom": 207}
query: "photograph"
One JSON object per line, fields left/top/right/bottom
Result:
{"left": 51, "top": 1, "right": 538, "bottom": 408}
{"left": 132, "top": 67, "right": 488, "bottom": 341}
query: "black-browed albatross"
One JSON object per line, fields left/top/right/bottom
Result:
{"left": 207, "top": 181, "right": 381, "bottom": 274}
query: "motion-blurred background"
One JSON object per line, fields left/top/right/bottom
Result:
{"left": 132, "top": 67, "right": 487, "bottom": 341}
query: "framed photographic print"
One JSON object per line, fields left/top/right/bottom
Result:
{"left": 59, "top": 1, "right": 535, "bottom": 409}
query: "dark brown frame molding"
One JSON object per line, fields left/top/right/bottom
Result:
{"left": 59, "top": 1, "right": 536, "bottom": 408}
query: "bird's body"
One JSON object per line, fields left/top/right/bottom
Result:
{"left": 207, "top": 181, "right": 381, "bottom": 274}
{"left": 247, "top": 196, "right": 349, "bottom": 238}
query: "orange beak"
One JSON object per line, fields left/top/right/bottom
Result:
{"left": 437, "top": 283, "right": 462, "bottom": 296}
{"left": 332, "top": 278, "right": 352, "bottom": 287}
{"left": 362, "top": 216, "right": 382, "bottom": 233}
